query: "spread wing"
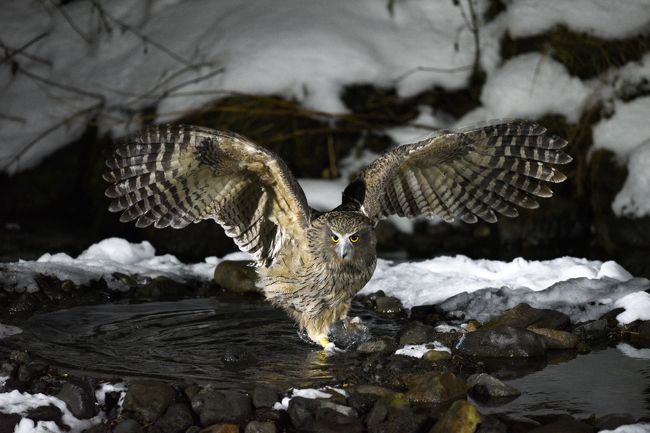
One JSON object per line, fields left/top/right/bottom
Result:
{"left": 103, "top": 125, "right": 310, "bottom": 267}
{"left": 341, "top": 121, "right": 571, "bottom": 223}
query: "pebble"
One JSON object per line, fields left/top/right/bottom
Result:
{"left": 252, "top": 386, "right": 279, "bottom": 408}
{"left": 456, "top": 325, "right": 548, "bottom": 358}
{"left": 403, "top": 371, "right": 467, "bottom": 405}
{"left": 357, "top": 337, "right": 398, "bottom": 354}
{"left": 191, "top": 388, "right": 253, "bottom": 425}
{"left": 398, "top": 322, "right": 436, "bottom": 346}
{"left": 467, "top": 373, "right": 521, "bottom": 399}
{"left": 122, "top": 380, "right": 176, "bottom": 424}
{"left": 150, "top": 402, "right": 194, "bottom": 433}
{"left": 373, "top": 296, "right": 405, "bottom": 316}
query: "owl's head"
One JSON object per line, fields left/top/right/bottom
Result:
{"left": 314, "top": 211, "right": 376, "bottom": 264}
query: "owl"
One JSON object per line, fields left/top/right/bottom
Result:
{"left": 103, "top": 121, "right": 570, "bottom": 348}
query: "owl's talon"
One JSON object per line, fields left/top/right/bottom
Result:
{"left": 319, "top": 336, "right": 331, "bottom": 348}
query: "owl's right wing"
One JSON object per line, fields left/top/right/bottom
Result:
{"left": 103, "top": 125, "right": 310, "bottom": 267}
{"left": 341, "top": 120, "right": 571, "bottom": 223}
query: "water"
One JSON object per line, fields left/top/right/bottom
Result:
{"left": 4, "top": 297, "right": 399, "bottom": 391}
{"left": 5, "top": 298, "right": 650, "bottom": 418}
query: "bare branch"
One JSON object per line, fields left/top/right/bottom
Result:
{"left": 47, "top": 0, "right": 93, "bottom": 44}
{"left": 0, "top": 32, "right": 50, "bottom": 67}
{"left": 17, "top": 65, "right": 105, "bottom": 102}
{"left": 393, "top": 64, "right": 473, "bottom": 83}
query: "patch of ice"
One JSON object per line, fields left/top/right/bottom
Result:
{"left": 476, "top": 53, "right": 591, "bottom": 123}
{"left": 617, "top": 343, "right": 650, "bottom": 360}
{"left": 504, "top": 0, "right": 650, "bottom": 39}
{"left": 0, "top": 389, "right": 104, "bottom": 433}
{"left": 396, "top": 341, "right": 451, "bottom": 358}
{"left": 615, "top": 291, "right": 650, "bottom": 324}
{"left": 0, "top": 323, "right": 23, "bottom": 339}
{"left": 598, "top": 423, "right": 650, "bottom": 433}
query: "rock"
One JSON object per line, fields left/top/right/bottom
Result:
{"left": 398, "top": 322, "right": 436, "bottom": 346}
{"left": 466, "top": 373, "right": 521, "bottom": 399}
{"left": 25, "top": 405, "right": 63, "bottom": 426}
{"left": 314, "top": 407, "right": 363, "bottom": 433}
{"left": 252, "top": 386, "right": 279, "bottom": 408}
{"left": 374, "top": 296, "right": 405, "bottom": 316}
{"left": 409, "top": 305, "right": 444, "bottom": 325}
{"left": 328, "top": 317, "right": 371, "bottom": 349}
{"left": 151, "top": 403, "right": 194, "bottom": 433}
{"left": 633, "top": 321, "right": 650, "bottom": 342}
{"left": 133, "top": 277, "right": 193, "bottom": 301}
{"left": 191, "top": 388, "right": 253, "bottom": 425}
{"left": 56, "top": 377, "right": 96, "bottom": 419}
{"left": 595, "top": 413, "right": 636, "bottom": 431}
{"left": 475, "top": 416, "right": 507, "bottom": 433}
{"left": 200, "top": 424, "right": 240, "bottom": 433}
{"left": 114, "top": 419, "right": 145, "bottom": 433}
{"left": 83, "top": 424, "right": 112, "bottom": 433}
{"left": 484, "top": 304, "right": 570, "bottom": 330}
{"left": 347, "top": 392, "right": 378, "bottom": 415}
{"left": 245, "top": 420, "right": 277, "bottom": 433}
{"left": 186, "top": 427, "right": 201, "bottom": 433}
{"left": 527, "top": 417, "right": 593, "bottom": 433}
{"left": 368, "top": 409, "right": 427, "bottom": 433}
{"left": 527, "top": 328, "right": 578, "bottom": 349}
{"left": 574, "top": 319, "right": 609, "bottom": 341}
{"left": 287, "top": 396, "right": 318, "bottom": 431}
{"left": 430, "top": 400, "right": 481, "bottom": 433}
{"left": 456, "top": 326, "right": 547, "bottom": 358}
{"left": 213, "top": 260, "right": 259, "bottom": 293}
{"left": 366, "top": 400, "right": 388, "bottom": 426}
{"left": 404, "top": 371, "right": 467, "bottom": 405}
{"left": 122, "top": 380, "right": 176, "bottom": 424}
{"left": 254, "top": 407, "right": 281, "bottom": 422}
{"left": 357, "top": 337, "right": 398, "bottom": 354}
{"left": 423, "top": 350, "right": 451, "bottom": 362}
{"left": 355, "top": 290, "right": 386, "bottom": 309}
{"left": 600, "top": 308, "right": 626, "bottom": 327}
{"left": 465, "top": 321, "right": 480, "bottom": 332}
{"left": 0, "top": 413, "right": 20, "bottom": 433}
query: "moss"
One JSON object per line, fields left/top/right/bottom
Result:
{"left": 501, "top": 26, "right": 650, "bottom": 80}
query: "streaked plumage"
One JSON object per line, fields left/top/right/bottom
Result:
{"left": 104, "top": 121, "right": 571, "bottom": 347}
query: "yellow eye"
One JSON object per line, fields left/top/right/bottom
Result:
{"left": 331, "top": 235, "right": 339, "bottom": 243}
{"left": 349, "top": 234, "right": 360, "bottom": 243}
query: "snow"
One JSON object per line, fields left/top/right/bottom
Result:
{"left": 0, "top": 389, "right": 104, "bottom": 433}
{"left": 471, "top": 53, "right": 591, "bottom": 123}
{"left": 1, "top": 0, "right": 481, "bottom": 173}
{"left": 273, "top": 387, "right": 334, "bottom": 411}
{"left": 598, "top": 424, "right": 650, "bottom": 433}
{"left": 505, "top": 0, "right": 650, "bottom": 39}
{"left": 360, "top": 255, "right": 648, "bottom": 323}
{"left": 94, "top": 382, "right": 127, "bottom": 407}
{"left": 395, "top": 341, "right": 451, "bottom": 358}
{"left": 615, "top": 292, "right": 650, "bottom": 324}
{"left": 0, "top": 237, "right": 218, "bottom": 293}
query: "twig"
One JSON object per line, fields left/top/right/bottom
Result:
{"left": 17, "top": 65, "right": 105, "bottom": 102}
{"left": 394, "top": 64, "right": 474, "bottom": 83}
{"left": 0, "top": 32, "right": 50, "bottom": 67}
{"left": 0, "top": 113, "right": 27, "bottom": 124}
{"left": 1, "top": 102, "right": 103, "bottom": 172}
{"left": 48, "top": 0, "right": 93, "bottom": 44}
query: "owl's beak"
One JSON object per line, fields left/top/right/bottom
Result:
{"left": 337, "top": 240, "right": 353, "bottom": 260}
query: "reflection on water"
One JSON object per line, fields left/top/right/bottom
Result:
{"left": 475, "top": 347, "right": 650, "bottom": 419}
{"left": 4, "top": 298, "right": 398, "bottom": 391}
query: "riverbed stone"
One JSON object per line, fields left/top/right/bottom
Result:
{"left": 151, "top": 402, "right": 195, "bottom": 433}
{"left": 114, "top": 419, "right": 145, "bottom": 433}
{"left": 423, "top": 349, "right": 452, "bottom": 362}
{"left": 484, "top": 304, "right": 570, "bottom": 330}
{"left": 574, "top": 319, "right": 609, "bottom": 341}
{"left": 456, "top": 326, "right": 547, "bottom": 358}
{"left": 123, "top": 380, "right": 176, "bottom": 424}
{"left": 366, "top": 400, "right": 389, "bottom": 426}
{"left": 0, "top": 413, "right": 20, "bottom": 433}
{"left": 374, "top": 296, "right": 405, "bottom": 316}
{"left": 527, "top": 417, "right": 593, "bottom": 433}
{"left": 56, "top": 377, "right": 96, "bottom": 419}
{"left": 633, "top": 320, "right": 650, "bottom": 342}
{"left": 595, "top": 413, "right": 636, "bottom": 431}
{"left": 25, "top": 404, "right": 63, "bottom": 426}
{"left": 404, "top": 371, "right": 467, "bottom": 405}
{"left": 467, "top": 373, "right": 521, "bottom": 399}
{"left": 430, "top": 400, "right": 481, "bottom": 433}
{"left": 191, "top": 388, "right": 253, "bottom": 425}
{"left": 409, "top": 304, "right": 444, "bottom": 325}
{"left": 369, "top": 409, "right": 427, "bottom": 433}
{"left": 527, "top": 328, "right": 578, "bottom": 349}
{"left": 475, "top": 416, "right": 507, "bottom": 433}
{"left": 213, "top": 260, "right": 259, "bottom": 293}
{"left": 287, "top": 396, "right": 318, "bottom": 430}
{"left": 314, "top": 407, "right": 363, "bottom": 433}
{"left": 347, "top": 392, "right": 378, "bottom": 415}
{"left": 357, "top": 337, "right": 398, "bottom": 354}
{"left": 398, "top": 322, "right": 436, "bottom": 346}
{"left": 200, "top": 424, "right": 239, "bottom": 433}
{"left": 245, "top": 420, "right": 277, "bottom": 433}
{"left": 252, "top": 386, "right": 279, "bottom": 408}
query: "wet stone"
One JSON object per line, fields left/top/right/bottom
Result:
{"left": 574, "top": 319, "right": 609, "bottom": 341}
{"left": 600, "top": 308, "right": 626, "bottom": 327}
{"left": 245, "top": 420, "right": 277, "bottom": 433}
{"left": 191, "top": 388, "right": 253, "bottom": 425}
{"left": 200, "top": 424, "right": 240, "bottom": 433}
{"left": 423, "top": 350, "right": 452, "bottom": 362}
{"left": 430, "top": 400, "right": 481, "bottom": 433}
{"left": 527, "top": 328, "right": 578, "bottom": 349}
{"left": 409, "top": 304, "right": 445, "bottom": 325}
{"left": 633, "top": 320, "right": 650, "bottom": 341}
{"left": 252, "top": 386, "right": 279, "bottom": 408}
{"left": 595, "top": 413, "right": 636, "bottom": 431}
{"left": 56, "top": 377, "right": 96, "bottom": 419}
{"left": 476, "top": 416, "right": 508, "bottom": 433}
{"left": 347, "top": 392, "right": 378, "bottom": 415}
{"left": 456, "top": 326, "right": 547, "bottom": 358}
{"left": 484, "top": 303, "right": 570, "bottom": 330}
{"left": 369, "top": 409, "right": 427, "bottom": 433}
{"left": 398, "top": 322, "right": 436, "bottom": 346}
{"left": 467, "top": 373, "right": 521, "bottom": 399}
{"left": 404, "top": 371, "right": 467, "bottom": 405}
{"left": 122, "top": 380, "right": 176, "bottom": 425}
{"left": 366, "top": 400, "right": 388, "bottom": 426}
{"left": 25, "top": 404, "right": 63, "bottom": 425}
{"left": 374, "top": 296, "right": 405, "bottom": 316}
{"left": 287, "top": 396, "right": 319, "bottom": 430}
{"left": 213, "top": 260, "right": 259, "bottom": 294}
{"left": 357, "top": 336, "right": 398, "bottom": 354}
{"left": 133, "top": 277, "right": 194, "bottom": 301}
{"left": 527, "top": 417, "right": 593, "bottom": 433}
{"left": 151, "top": 402, "right": 194, "bottom": 433}
{"left": 113, "top": 418, "right": 145, "bottom": 433}
{"left": 314, "top": 407, "right": 363, "bottom": 433}
{"left": 329, "top": 317, "right": 371, "bottom": 349}
{"left": 0, "top": 412, "right": 21, "bottom": 433}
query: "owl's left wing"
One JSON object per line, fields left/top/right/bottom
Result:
{"left": 341, "top": 120, "right": 571, "bottom": 223}
{"left": 104, "top": 125, "right": 310, "bottom": 267}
